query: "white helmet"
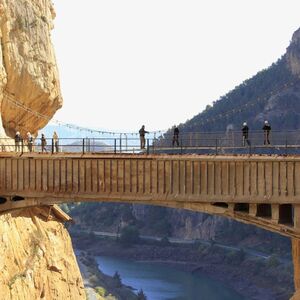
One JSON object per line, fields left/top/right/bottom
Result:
{"left": 264, "top": 120, "right": 268, "bottom": 124}
{"left": 243, "top": 122, "right": 247, "bottom": 126}
{"left": 16, "top": 131, "right": 20, "bottom": 135}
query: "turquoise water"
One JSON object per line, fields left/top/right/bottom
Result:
{"left": 96, "top": 256, "right": 246, "bottom": 300}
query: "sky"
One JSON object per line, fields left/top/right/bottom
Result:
{"left": 51, "top": 0, "right": 300, "bottom": 133}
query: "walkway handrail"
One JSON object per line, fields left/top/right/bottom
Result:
{"left": 2, "top": 129, "right": 300, "bottom": 155}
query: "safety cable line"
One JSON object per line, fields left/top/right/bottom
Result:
{"left": 2, "top": 79, "right": 299, "bottom": 136}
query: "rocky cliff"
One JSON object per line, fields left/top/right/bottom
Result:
{"left": 0, "top": 206, "right": 85, "bottom": 299}
{"left": 287, "top": 27, "right": 300, "bottom": 77}
{"left": 0, "top": 0, "right": 62, "bottom": 138}
{"left": 0, "top": 1, "right": 85, "bottom": 299}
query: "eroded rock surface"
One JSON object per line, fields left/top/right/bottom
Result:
{"left": 287, "top": 27, "right": 300, "bottom": 77}
{"left": 0, "top": 0, "right": 62, "bottom": 138}
{"left": 0, "top": 206, "right": 85, "bottom": 300}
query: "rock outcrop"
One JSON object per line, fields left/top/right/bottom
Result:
{"left": 287, "top": 27, "right": 300, "bottom": 77}
{"left": 0, "top": 206, "right": 85, "bottom": 299}
{"left": 0, "top": 0, "right": 62, "bottom": 138}
{"left": 0, "top": 1, "right": 84, "bottom": 299}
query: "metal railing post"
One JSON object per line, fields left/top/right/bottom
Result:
{"left": 215, "top": 139, "right": 218, "bottom": 155}
{"left": 82, "top": 138, "right": 85, "bottom": 154}
{"left": 119, "top": 134, "right": 122, "bottom": 153}
{"left": 114, "top": 139, "right": 117, "bottom": 154}
{"left": 51, "top": 138, "right": 54, "bottom": 154}
{"left": 147, "top": 139, "right": 150, "bottom": 155}
{"left": 180, "top": 138, "right": 183, "bottom": 155}
{"left": 21, "top": 139, "right": 24, "bottom": 154}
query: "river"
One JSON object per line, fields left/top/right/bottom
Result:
{"left": 96, "top": 256, "right": 246, "bottom": 300}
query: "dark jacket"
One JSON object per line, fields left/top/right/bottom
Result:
{"left": 174, "top": 127, "right": 179, "bottom": 136}
{"left": 262, "top": 124, "right": 271, "bottom": 132}
{"left": 242, "top": 125, "right": 249, "bottom": 136}
{"left": 139, "top": 127, "right": 149, "bottom": 137}
{"left": 15, "top": 134, "right": 21, "bottom": 143}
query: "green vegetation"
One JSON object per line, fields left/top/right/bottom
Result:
{"left": 95, "top": 286, "right": 106, "bottom": 297}
{"left": 112, "top": 271, "right": 122, "bottom": 288}
{"left": 137, "top": 289, "right": 147, "bottom": 300}
{"left": 119, "top": 225, "right": 140, "bottom": 246}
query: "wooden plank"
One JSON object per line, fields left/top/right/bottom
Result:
{"left": 295, "top": 162, "right": 300, "bottom": 196}
{"left": 265, "top": 161, "right": 273, "bottom": 197}
{"left": 185, "top": 160, "right": 192, "bottom": 195}
{"left": 72, "top": 159, "right": 79, "bottom": 193}
{"left": 42, "top": 159, "right": 48, "bottom": 192}
{"left": 272, "top": 161, "right": 279, "bottom": 197}
{"left": 47, "top": 159, "right": 54, "bottom": 192}
{"left": 66, "top": 159, "right": 73, "bottom": 193}
{"left": 257, "top": 162, "right": 265, "bottom": 196}
{"left": 207, "top": 162, "right": 214, "bottom": 195}
{"left": 279, "top": 162, "right": 287, "bottom": 196}
{"left": 79, "top": 159, "right": 86, "bottom": 192}
{"left": 29, "top": 159, "right": 36, "bottom": 190}
{"left": 61, "top": 159, "right": 67, "bottom": 193}
{"left": 35, "top": 159, "right": 42, "bottom": 192}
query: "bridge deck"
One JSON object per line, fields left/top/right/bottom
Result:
{"left": 0, "top": 152, "right": 299, "bottom": 202}
{"left": 0, "top": 152, "right": 300, "bottom": 238}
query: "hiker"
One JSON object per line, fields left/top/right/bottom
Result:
{"left": 139, "top": 125, "right": 149, "bottom": 149}
{"left": 172, "top": 126, "right": 180, "bottom": 147}
{"left": 242, "top": 122, "right": 250, "bottom": 146}
{"left": 14, "top": 131, "right": 21, "bottom": 152}
{"left": 27, "top": 132, "right": 33, "bottom": 152}
{"left": 262, "top": 120, "right": 271, "bottom": 145}
{"left": 41, "top": 133, "right": 47, "bottom": 152}
{"left": 53, "top": 131, "right": 59, "bottom": 152}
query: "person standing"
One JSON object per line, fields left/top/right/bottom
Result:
{"left": 27, "top": 132, "right": 33, "bottom": 152}
{"left": 41, "top": 133, "right": 47, "bottom": 152}
{"left": 14, "top": 131, "right": 21, "bottom": 152}
{"left": 139, "top": 125, "right": 149, "bottom": 149}
{"left": 172, "top": 126, "right": 180, "bottom": 147}
{"left": 262, "top": 120, "right": 271, "bottom": 145}
{"left": 242, "top": 122, "right": 250, "bottom": 146}
{"left": 53, "top": 131, "right": 59, "bottom": 152}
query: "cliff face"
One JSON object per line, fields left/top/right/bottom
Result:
{"left": 0, "top": 206, "right": 85, "bottom": 299}
{"left": 0, "top": 1, "right": 85, "bottom": 299}
{"left": 0, "top": 0, "right": 62, "bottom": 138}
{"left": 287, "top": 27, "right": 300, "bottom": 77}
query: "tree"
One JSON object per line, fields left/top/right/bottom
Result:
{"left": 119, "top": 225, "right": 140, "bottom": 246}
{"left": 113, "top": 271, "right": 122, "bottom": 287}
{"left": 137, "top": 289, "right": 147, "bottom": 300}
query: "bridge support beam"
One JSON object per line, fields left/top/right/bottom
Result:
{"left": 291, "top": 205, "right": 300, "bottom": 300}
{"left": 292, "top": 239, "right": 300, "bottom": 299}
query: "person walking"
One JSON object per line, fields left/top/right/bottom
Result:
{"left": 41, "top": 133, "right": 47, "bottom": 152}
{"left": 242, "top": 122, "right": 250, "bottom": 146}
{"left": 27, "top": 132, "right": 33, "bottom": 152}
{"left": 139, "top": 125, "right": 149, "bottom": 149}
{"left": 172, "top": 126, "right": 180, "bottom": 147}
{"left": 14, "top": 131, "right": 21, "bottom": 152}
{"left": 262, "top": 120, "right": 271, "bottom": 145}
{"left": 53, "top": 131, "right": 59, "bottom": 152}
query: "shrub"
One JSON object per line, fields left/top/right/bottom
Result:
{"left": 113, "top": 271, "right": 122, "bottom": 287}
{"left": 119, "top": 225, "right": 140, "bottom": 246}
{"left": 95, "top": 286, "right": 106, "bottom": 297}
{"left": 137, "top": 289, "right": 147, "bottom": 300}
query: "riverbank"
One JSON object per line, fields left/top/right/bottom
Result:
{"left": 72, "top": 231, "right": 294, "bottom": 300}
{"left": 76, "top": 250, "right": 138, "bottom": 300}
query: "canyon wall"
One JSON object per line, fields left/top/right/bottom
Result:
{"left": 0, "top": 1, "right": 85, "bottom": 299}
{"left": 0, "top": 206, "right": 85, "bottom": 299}
{"left": 0, "top": 0, "right": 62, "bottom": 138}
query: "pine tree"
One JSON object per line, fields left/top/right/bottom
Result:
{"left": 137, "top": 289, "right": 147, "bottom": 300}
